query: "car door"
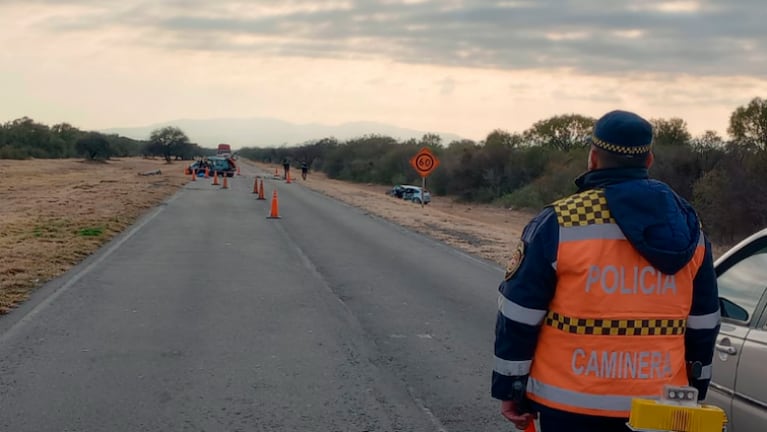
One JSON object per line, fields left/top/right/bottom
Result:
{"left": 734, "top": 317, "right": 767, "bottom": 432}
{"left": 709, "top": 237, "right": 767, "bottom": 431}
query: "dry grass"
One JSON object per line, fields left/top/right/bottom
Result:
{"left": 0, "top": 158, "right": 189, "bottom": 314}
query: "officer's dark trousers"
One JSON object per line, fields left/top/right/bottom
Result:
{"left": 536, "top": 405, "right": 630, "bottom": 432}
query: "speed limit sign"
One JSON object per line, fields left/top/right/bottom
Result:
{"left": 409, "top": 148, "right": 440, "bottom": 178}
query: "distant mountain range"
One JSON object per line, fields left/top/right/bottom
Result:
{"left": 102, "top": 117, "right": 464, "bottom": 149}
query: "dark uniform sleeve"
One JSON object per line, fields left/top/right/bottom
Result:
{"left": 685, "top": 235, "right": 720, "bottom": 400}
{"left": 492, "top": 207, "right": 559, "bottom": 401}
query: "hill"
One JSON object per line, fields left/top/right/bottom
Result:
{"left": 103, "top": 118, "right": 464, "bottom": 149}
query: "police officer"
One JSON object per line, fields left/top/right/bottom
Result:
{"left": 492, "top": 110, "right": 720, "bottom": 431}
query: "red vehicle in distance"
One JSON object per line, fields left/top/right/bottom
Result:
{"left": 217, "top": 143, "right": 232, "bottom": 157}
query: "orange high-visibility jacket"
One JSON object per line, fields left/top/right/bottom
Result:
{"left": 525, "top": 189, "right": 706, "bottom": 418}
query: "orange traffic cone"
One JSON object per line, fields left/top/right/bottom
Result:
{"left": 253, "top": 177, "right": 259, "bottom": 194}
{"left": 286, "top": 170, "right": 292, "bottom": 184}
{"left": 222, "top": 175, "right": 229, "bottom": 189}
{"left": 205, "top": 167, "right": 210, "bottom": 178}
{"left": 524, "top": 420, "right": 537, "bottom": 432}
{"left": 237, "top": 166, "right": 241, "bottom": 176}
{"left": 258, "top": 179, "right": 266, "bottom": 200}
{"left": 212, "top": 172, "right": 219, "bottom": 186}
{"left": 267, "top": 190, "right": 280, "bottom": 219}
{"left": 191, "top": 169, "right": 196, "bottom": 181}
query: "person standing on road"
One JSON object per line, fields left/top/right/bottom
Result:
{"left": 492, "top": 110, "right": 720, "bottom": 432}
{"left": 301, "top": 161, "right": 308, "bottom": 180}
{"left": 282, "top": 158, "right": 290, "bottom": 180}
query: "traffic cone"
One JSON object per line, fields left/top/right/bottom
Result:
{"left": 258, "top": 179, "right": 266, "bottom": 200}
{"left": 237, "top": 166, "right": 241, "bottom": 176}
{"left": 222, "top": 175, "right": 229, "bottom": 189}
{"left": 205, "top": 167, "right": 210, "bottom": 178}
{"left": 267, "top": 190, "right": 280, "bottom": 219}
{"left": 286, "top": 171, "right": 292, "bottom": 184}
{"left": 253, "top": 177, "right": 259, "bottom": 194}
{"left": 212, "top": 172, "right": 219, "bottom": 186}
{"left": 274, "top": 167, "right": 279, "bottom": 177}
{"left": 525, "top": 419, "right": 537, "bottom": 432}
{"left": 191, "top": 169, "right": 196, "bottom": 181}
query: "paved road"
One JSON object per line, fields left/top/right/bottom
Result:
{"left": 0, "top": 167, "right": 509, "bottom": 432}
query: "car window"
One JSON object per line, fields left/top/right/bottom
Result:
{"left": 717, "top": 244, "right": 767, "bottom": 324}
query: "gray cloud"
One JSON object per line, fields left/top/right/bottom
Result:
{"left": 31, "top": 0, "right": 767, "bottom": 76}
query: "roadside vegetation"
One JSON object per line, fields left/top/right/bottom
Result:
{"left": 0, "top": 121, "right": 214, "bottom": 313}
{"left": 240, "top": 98, "right": 767, "bottom": 245}
{"left": 0, "top": 119, "right": 211, "bottom": 161}
{"left": 2, "top": 98, "right": 766, "bottom": 312}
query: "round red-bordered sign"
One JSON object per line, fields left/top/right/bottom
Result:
{"left": 410, "top": 148, "right": 440, "bottom": 177}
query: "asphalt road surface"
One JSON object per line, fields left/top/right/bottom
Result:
{"left": 0, "top": 167, "right": 509, "bottom": 432}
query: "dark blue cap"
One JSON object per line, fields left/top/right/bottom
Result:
{"left": 590, "top": 110, "right": 653, "bottom": 155}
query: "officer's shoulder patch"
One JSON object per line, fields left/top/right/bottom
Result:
{"left": 504, "top": 241, "right": 526, "bottom": 281}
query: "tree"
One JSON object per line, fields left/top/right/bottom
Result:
{"left": 476, "top": 130, "right": 523, "bottom": 199}
{"left": 484, "top": 129, "right": 522, "bottom": 149}
{"left": 52, "top": 123, "right": 81, "bottom": 145}
{"left": 651, "top": 118, "right": 691, "bottom": 147}
{"left": 652, "top": 145, "right": 699, "bottom": 200}
{"left": 293, "top": 139, "right": 332, "bottom": 169}
{"left": 689, "top": 130, "right": 726, "bottom": 174}
{"left": 4, "top": 117, "right": 56, "bottom": 157}
{"left": 76, "top": 132, "right": 111, "bottom": 160}
{"left": 691, "top": 130, "right": 724, "bottom": 149}
{"left": 447, "top": 139, "right": 478, "bottom": 153}
{"left": 176, "top": 142, "right": 202, "bottom": 160}
{"left": 728, "top": 97, "right": 767, "bottom": 151}
{"left": 524, "top": 114, "right": 595, "bottom": 151}
{"left": 147, "top": 126, "right": 190, "bottom": 162}
{"left": 105, "top": 134, "right": 145, "bottom": 157}
{"left": 693, "top": 146, "right": 767, "bottom": 243}
{"left": 419, "top": 133, "right": 442, "bottom": 148}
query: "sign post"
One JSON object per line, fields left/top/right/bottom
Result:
{"left": 409, "top": 147, "right": 440, "bottom": 208}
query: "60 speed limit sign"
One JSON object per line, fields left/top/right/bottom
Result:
{"left": 409, "top": 147, "right": 440, "bottom": 178}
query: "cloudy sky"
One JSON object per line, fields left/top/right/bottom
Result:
{"left": 2, "top": 0, "right": 766, "bottom": 142}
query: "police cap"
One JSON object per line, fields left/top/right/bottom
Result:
{"left": 589, "top": 110, "right": 653, "bottom": 155}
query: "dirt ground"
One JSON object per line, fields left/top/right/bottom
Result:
{"left": 0, "top": 158, "right": 188, "bottom": 314}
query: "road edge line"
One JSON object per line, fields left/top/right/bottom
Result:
{"left": 0, "top": 191, "right": 182, "bottom": 342}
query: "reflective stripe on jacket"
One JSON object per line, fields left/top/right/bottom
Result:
{"left": 526, "top": 188, "right": 706, "bottom": 418}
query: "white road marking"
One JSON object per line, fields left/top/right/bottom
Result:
{"left": 0, "top": 192, "right": 179, "bottom": 344}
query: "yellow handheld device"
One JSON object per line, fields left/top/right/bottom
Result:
{"left": 627, "top": 385, "right": 727, "bottom": 432}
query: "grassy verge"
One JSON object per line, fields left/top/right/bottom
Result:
{"left": 0, "top": 158, "right": 188, "bottom": 314}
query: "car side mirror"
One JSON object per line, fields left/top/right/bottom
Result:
{"left": 719, "top": 297, "right": 749, "bottom": 322}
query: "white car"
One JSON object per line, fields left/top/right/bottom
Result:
{"left": 388, "top": 185, "right": 432, "bottom": 204}
{"left": 706, "top": 228, "right": 767, "bottom": 431}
